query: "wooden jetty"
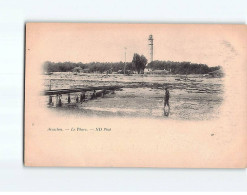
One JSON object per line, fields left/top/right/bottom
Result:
{"left": 43, "top": 85, "right": 123, "bottom": 107}
{"left": 44, "top": 85, "right": 122, "bottom": 96}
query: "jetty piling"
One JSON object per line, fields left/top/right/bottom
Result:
{"left": 68, "top": 94, "right": 71, "bottom": 103}
{"left": 43, "top": 84, "right": 122, "bottom": 107}
{"left": 48, "top": 96, "right": 53, "bottom": 105}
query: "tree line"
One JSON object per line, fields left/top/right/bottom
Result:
{"left": 43, "top": 61, "right": 134, "bottom": 73}
{"left": 43, "top": 54, "right": 221, "bottom": 75}
{"left": 147, "top": 61, "right": 221, "bottom": 74}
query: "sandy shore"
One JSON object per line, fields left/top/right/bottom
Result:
{"left": 42, "top": 73, "right": 223, "bottom": 120}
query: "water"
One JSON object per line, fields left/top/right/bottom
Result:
{"left": 42, "top": 72, "right": 224, "bottom": 120}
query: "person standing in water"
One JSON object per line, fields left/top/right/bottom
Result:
{"left": 164, "top": 87, "right": 170, "bottom": 110}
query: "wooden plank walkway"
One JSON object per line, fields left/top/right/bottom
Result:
{"left": 43, "top": 85, "right": 123, "bottom": 96}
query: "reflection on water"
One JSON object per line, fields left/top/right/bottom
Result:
{"left": 42, "top": 73, "right": 224, "bottom": 120}
{"left": 164, "top": 106, "right": 170, "bottom": 117}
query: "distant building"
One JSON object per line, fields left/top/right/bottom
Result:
{"left": 145, "top": 69, "right": 170, "bottom": 75}
{"left": 208, "top": 68, "right": 224, "bottom": 77}
{"left": 81, "top": 68, "right": 90, "bottom": 73}
{"left": 72, "top": 67, "right": 90, "bottom": 73}
{"left": 103, "top": 68, "right": 113, "bottom": 74}
{"left": 72, "top": 66, "right": 83, "bottom": 73}
{"left": 144, "top": 68, "right": 151, "bottom": 73}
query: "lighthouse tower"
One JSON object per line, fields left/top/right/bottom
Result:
{"left": 148, "top": 34, "right": 154, "bottom": 62}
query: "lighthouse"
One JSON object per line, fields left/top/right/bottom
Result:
{"left": 148, "top": 34, "right": 154, "bottom": 62}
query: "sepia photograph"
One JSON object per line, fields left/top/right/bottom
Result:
{"left": 24, "top": 23, "right": 247, "bottom": 168}
{"left": 41, "top": 24, "right": 225, "bottom": 120}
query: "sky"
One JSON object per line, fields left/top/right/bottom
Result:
{"left": 27, "top": 23, "right": 246, "bottom": 67}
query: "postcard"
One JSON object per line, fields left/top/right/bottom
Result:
{"left": 25, "top": 23, "right": 247, "bottom": 167}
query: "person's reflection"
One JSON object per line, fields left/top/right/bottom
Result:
{"left": 163, "top": 87, "right": 170, "bottom": 117}
{"left": 164, "top": 109, "right": 170, "bottom": 117}
{"left": 164, "top": 87, "right": 170, "bottom": 109}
